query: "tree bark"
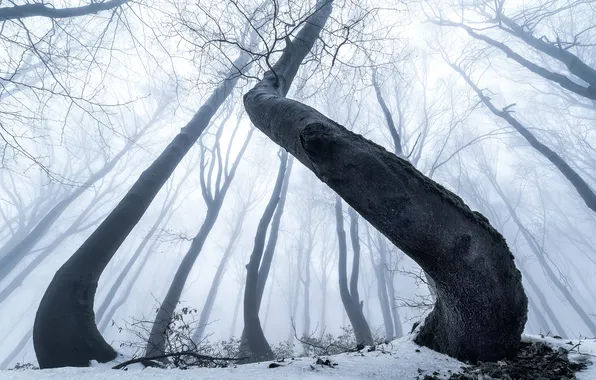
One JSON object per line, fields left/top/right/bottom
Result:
{"left": 336, "top": 197, "right": 374, "bottom": 346}
{"left": 242, "top": 0, "right": 527, "bottom": 362}
{"left": 33, "top": 48, "right": 251, "bottom": 369}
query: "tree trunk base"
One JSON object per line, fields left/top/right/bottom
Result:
{"left": 33, "top": 269, "right": 117, "bottom": 369}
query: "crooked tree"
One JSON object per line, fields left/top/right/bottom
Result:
{"left": 242, "top": 0, "right": 528, "bottom": 362}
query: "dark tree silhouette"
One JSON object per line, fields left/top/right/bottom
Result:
{"left": 243, "top": 0, "right": 528, "bottom": 362}
{"left": 33, "top": 48, "right": 253, "bottom": 369}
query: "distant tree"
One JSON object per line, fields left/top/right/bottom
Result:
{"left": 334, "top": 197, "right": 374, "bottom": 346}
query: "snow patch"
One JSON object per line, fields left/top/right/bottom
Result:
{"left": 0, "top": 336, "right": 465, "bottom": 379}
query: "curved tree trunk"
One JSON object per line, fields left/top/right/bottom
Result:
{"left": 241, "top": 150, "right": 288, "bottom": 362}
{"left": 336, "top": 198, "right": 373, "bottom": 346}
{"left": 33, "top": 48, "right": 252, "bottom": 369}
{"left": 242, "top": 0, "right": 527, "bottom": 362}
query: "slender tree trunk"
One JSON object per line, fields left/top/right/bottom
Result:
{"left": 336, "top": 198, "right": 374, "bottom": 346}
{"left": 33, "top": 49, "right": 252, "bottom": 369}
{"left": 374, "top": 262, "right": 394, "bottom": 341}
{"left": 95, "top": 171, "right": 190, "bottom": 325}
{"left": 367, "top": 228, "right": 393, "bottom": 341}
{"left": 97, "top": 215, "right": 170, "bottom": 334}
{"left": 262, "top": 265, "right": 276, "bottom": 334}
{"left": 229, "top": 280, "right": 245, "bottom": 339}
{"left": 527, "top": 294, "right": 553, "bottom": 335}
{"left": 450, "top": 62, "right": 596, "bottom": 213}
{"left": 301, "top": 245, "right": 311, "bottom": 338}
{"left": 318, "top": 275, "right": 327, "bottom": 339}
{"left": 256, "top": 156, "right": 293, "bottom": 309}
{"left": 0, "top": 189, "right": 110, "bottom": 305}
{"left": 192, "top": 206, "right": 248, "bottom": 343}
{"left": 145, "top": 126, "right": 253, "bottom": 357}
{"left": 377, "top": 233, "right": 403, "bottom": 338}
{"left": 241, "top": 151, "right": 288, "bottom": 362}
{"left": 243, "top": 0, "right": 527, "bottom": 361}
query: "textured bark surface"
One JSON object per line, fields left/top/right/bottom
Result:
{"left": 33, "top": 49, "right": 251, "bottom": 369}
{"left": 243, "top": 0, "right": 527, "bottom": 362}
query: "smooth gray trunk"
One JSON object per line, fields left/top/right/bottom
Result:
{"left": 376, "top": 233, "right": 403, "bottom": 338}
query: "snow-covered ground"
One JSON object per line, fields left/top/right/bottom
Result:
{"left": 0, "top": 335, "right": 594, "bottom": 380}
{"left": 0, "top": 337, "right": 465, "bottom": 380}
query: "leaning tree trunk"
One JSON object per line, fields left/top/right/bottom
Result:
{"left": 242, "top": 0, "right": 527, "bottom": 362}
{"left": 336, "top": 198, "right": 374, "bottom": 346}
{"left": 33, "top": 48, "right": 252, "bottom": 369}
{"left": 241, "top": 150, "right": 288, "bottom": 363}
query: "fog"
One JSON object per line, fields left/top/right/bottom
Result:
{"left": 0, "top": 0, "right": 595, "bottom": 370}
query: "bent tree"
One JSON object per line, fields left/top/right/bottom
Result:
{"left": 33, "top": 48, "right": 253, "bottom": 369}
{"left": 243, "top": 0, "right": 528, "bottom": 362}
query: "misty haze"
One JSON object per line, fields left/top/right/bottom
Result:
{"left": 0, "top": 0, "right": 595, "bottom": 379}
